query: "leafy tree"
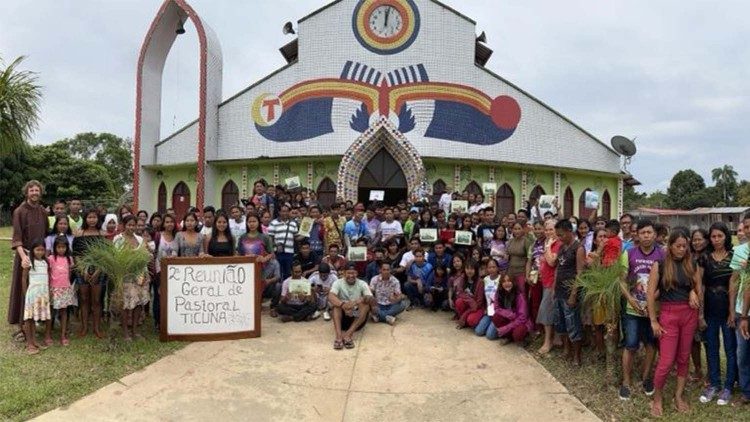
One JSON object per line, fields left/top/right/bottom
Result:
{"left": 667, "top": 170, "right": 707, "bottom": 209}
{"left": 711, "top": 164, "right": 739, "bottom": 205}
{"left": 27, "top": 141, "right": 116, "bottom": 204}
{"left": 0, "top": 56, "right": 42, "bottom": 157}
{"left": 0, "top": 151, "right": 30, "bottom": 224}
{"left": 642, "top": 190, "right": 668, "bottom": 208}
{"left": 62, "top": 132, "right": 133, "bottom": 196}
{"left": 738, "top": 180, "right": 750, "bottom": 207}
{"left": 623, "top": 185, "right": 646, "bottom": 211}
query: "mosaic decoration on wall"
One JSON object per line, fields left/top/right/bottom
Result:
{"left": 336, "top": 117, "right": 425, "bottom": 202}
{"left": 251, "top": 60, "right": 521, "bottom": 145}
{"left": 352, "top": 0, "right": 420, "bottom": 55}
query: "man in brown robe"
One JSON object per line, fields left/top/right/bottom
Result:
{"left": 7, "top": 181, "right": 48, "bottom": 337}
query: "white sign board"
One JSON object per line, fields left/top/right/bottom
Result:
{"left": 161, "top": 257, "right": 261, "bottom": 341}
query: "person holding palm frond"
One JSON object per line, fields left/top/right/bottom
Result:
{"left": 78, "top": 215, "right": 152, "bottom": 343}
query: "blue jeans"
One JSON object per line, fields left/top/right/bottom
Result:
{"left": 705, "top": 316, "right": 737, "bottom": 390}
{"left": 403, "top": 282, "right": 421, "bottom": 306}
{"left": 475, "top": 315, "right": 499, "bottom": 340}
{"left": 622, "top": 313, "right": 656, "bottom": 351}
{"left": 554, "top": 297, "right": 582, "bottom": 342}
{"left": 736, "top": 318, "right": 750, "bottom": 399}
{"left": 276, "top": 252, "right": 294, "bottom": 281}
{"left": 376, "top": 301, "right": 406, "bottom": 322}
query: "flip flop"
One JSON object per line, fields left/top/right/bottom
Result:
{"left": 61, "top": 338, "right": 70, "bottom": 346}
{"left": 333, "top": 339, "right": 344, "bottom": 350}
{"left": 26, "top": 347, "right": 40, "bottom": 355}
{"left": 344, "top": 338, "right": 355, "bottom": 349}
{"left": 44, "top": 338, "right": 54, "bottom": 347}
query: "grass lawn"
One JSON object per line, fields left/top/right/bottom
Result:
{"left": 526, "top": 334, "right": 739, "bottom": 421}
{"left": 0, "top": 228, "right": 186, "bottom": 421}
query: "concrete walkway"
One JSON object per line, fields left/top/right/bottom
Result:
{"left": 36, "top": 311, "right": 598, "bottom": 421}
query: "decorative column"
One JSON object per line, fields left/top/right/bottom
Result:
{"left": 273, "top": 164, "right": 279, "bottom": 186}
{"left": 618, "top": 178, "right": 624, "bottom": 217}
{"left": 554, "top": 171, "right": 561, "bottom": 199}
{"left": 488, "top": 166, "right": 495, "bottom": 183}
{"left": 521, "top": 170, "right": 528, "bottom": 203}
{"left": 307, "top": 162, "right": 314, "bottom": 190}
{"left": 453, "top": 164, "right": 461, "bottom": 192}
{"left": 241, "top": 167, "right": 248, "bottom": 198}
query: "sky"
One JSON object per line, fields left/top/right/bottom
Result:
{"left": 1, "top": 0, "right": 748, "bottom": 193}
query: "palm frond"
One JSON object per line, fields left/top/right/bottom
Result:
{"left": 0, "top": 56, "right": 42, "bottom": 156}
{"left": 573, "top": 263, "right": 626, "bottom": 322}
{"left": 75, "top": 238, "right": 151, "bottom": 309}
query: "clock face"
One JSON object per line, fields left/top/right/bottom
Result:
{"left": 353, "top": 0, "right": 420, "bottom": 55}
{"left": 369, "top": 5, "right": 403, "bottom": 39}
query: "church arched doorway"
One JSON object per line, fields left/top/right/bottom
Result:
{"left": 357, "top": 148, "right": 407, "bottom": 205}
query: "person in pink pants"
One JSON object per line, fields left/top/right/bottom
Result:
{"left": 647, "top": 229, "right": 702, "bottom": 417}
{"left": 455, "top": 262, "right": 486, "bottom": 329}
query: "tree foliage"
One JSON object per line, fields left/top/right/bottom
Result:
{"left": 0, "top": 56, "right": 42, "bottom": 157}
{"left": 0, "top": 150, "right": 30, "bottom": 209}
{"left": 667, "top": 169, "right": 711, "bottom": 209}
{"left": 26, "top": 141, "right": 116, "bottom": 204}
{"left": 711, "top": 164, "right": 739, "bottom": 205}
{"left": 738, "top": 181, "right": 750, "bottom": 207}
{"left": 62, "top": 132, "right": 133, "bottom": 196}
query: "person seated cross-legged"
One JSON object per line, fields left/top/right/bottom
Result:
{"left": 277, "top": 261, "right": 319, "bottom": 323}
{"left": 328, "top": 263, "right": 375, "bottom": 350}
{"left": 368, "top": 262, "right": 407, "bottom": 325}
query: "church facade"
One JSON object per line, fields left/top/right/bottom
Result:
{"left": 133, "top": 0, "right": 630, "bottom": 219}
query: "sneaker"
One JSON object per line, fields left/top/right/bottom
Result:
{"left": 323, "top": 311, "right": 331, "bottom": 321}
{"left": 717, "top": 388, "right": 732, "bottom": 406}
{"left": 385, "top": 315, "right": 396, "bottom": 325}
{"left": 310, "top": 310, "right": 321, "bottom": 320}
{"left": 371, "top": 314, "right": 379, "bottom": 323}
{"left": 700, "top": 386, "right": 718, "bottom": 403}
{"left": 643, "top": 379, "right": 655, "bottom": 397}
{"left": 619, "top": 385, "right": 631, "bottom": 401}
{"left": 280, "top": 315, "right": 293, "bottom": 323}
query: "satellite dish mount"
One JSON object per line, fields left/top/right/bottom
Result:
{"left": 610, "top": 135, "right": 637, "bottom": 171}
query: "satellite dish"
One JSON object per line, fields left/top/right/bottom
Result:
{"left": 282, "top": 21, "right": 296, "bottom": 35}
{"left": 611, "top": 136, "right": 637, "bottom": 157}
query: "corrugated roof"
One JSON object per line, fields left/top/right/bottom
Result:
{"left": 691, "top": 207, "right": 750, "bottom": 215}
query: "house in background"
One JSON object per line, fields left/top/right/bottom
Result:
{"left": 630, "top": 207, "right": 750, "bottom": 233}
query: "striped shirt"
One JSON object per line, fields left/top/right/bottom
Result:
{"left": 269, "top": 218, "right": 298, "bottom": 254}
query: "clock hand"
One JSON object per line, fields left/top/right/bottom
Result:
{"left": 385, "top": 7, "right": 391, "bottom": 27}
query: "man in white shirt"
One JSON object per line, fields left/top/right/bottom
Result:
{"left": 228, "top": 205, "right": 246, "bottom": 242}
{"left": 199, "top": 206, "right": 215, "bottom": 237}
{"left": 378, "top": 208, "right": 403, "bottom": 244}
{"left": 328, "top": 264, "right": 375, "bottom": 349}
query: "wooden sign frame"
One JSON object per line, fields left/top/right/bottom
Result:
{"left": 159, "top": 256, "right": 262, "bottom": 342}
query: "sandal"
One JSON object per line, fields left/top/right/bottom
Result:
{"left": 44, "top": 338, "right": 54, "bottom": 347}
{"left": 61, "top": 338, "right": 70, "bottom": 346}
{"left": 26, "top": 346, "right": 40, "bottom": 355}
{"left": 12, "top": 330, "right": 26, "bottom": 342}
{"left": 333, "top": 339, "right": 344, "bottom": 350}
{"left": 344, "top": 338, "right": 355, "bottom": 349}
{"left": 270, "top": 309, "right": 278, "bottom": 318}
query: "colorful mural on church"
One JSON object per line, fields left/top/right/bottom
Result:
{"left": 252, "top": 61, "right": 522, "bottom": 145}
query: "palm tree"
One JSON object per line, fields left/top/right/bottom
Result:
{"left": 711, "top": 165, "right": 739, "bottom": 204}
{"left": 0, "top": 56, "right": 42, "bottom": 157}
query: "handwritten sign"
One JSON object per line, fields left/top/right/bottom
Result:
{"left": 160, "top": 256, "right": 261, "bottom": 342}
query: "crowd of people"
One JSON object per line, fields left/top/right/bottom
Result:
{"left": 7, "top": 178, "right": 750, "bottom": 417}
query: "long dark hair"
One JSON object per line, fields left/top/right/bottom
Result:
{"left": 690, "top": 228, "right": 709, "bottom": 254}
{"left": 161, "top": 214, "right": 178, "bottom": 237}
{"left": 210, "top": 212, "right": 234, "bottom": 246}
{"left": 706, "top": 222, "right": 733, "bottom": 254}
{"left": 49, "top": 215, "right": 72, "bottom": 236}
{"left": 496, "top": 273, "right": 518, "bottom": 311}
{"left": 81, "top": 209, "right": 102, "bottom": 231}
{"left": 51, "top": 234, "right": 72, "bottom": 265}
{"left": 29, "top": 239, "right": 46, "bottom": 270}
{"left": 464, "top": 259, "right": 479, "bottom": 288}
{"left": 181, "top": 212, "right": 199, "bottom": 232}
{"left": 662, "top": 230, "right": 695, "bottom": 291}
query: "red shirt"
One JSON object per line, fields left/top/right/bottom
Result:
{"left": 540, "top": 240, "right": 561, "bottom": 288}
{"left": 602, "top": 236, "right": 623, "bottom": 266}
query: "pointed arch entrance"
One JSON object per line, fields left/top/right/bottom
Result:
{"left": 172, "top": 182, "right": 191, "bottom": 222}
{"left": 316, "top": 177, "right": 337, "bottom": 209}
{"left": 337, "top": 121, "right": 425, "bottom": 204}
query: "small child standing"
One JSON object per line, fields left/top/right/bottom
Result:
{"left": 601, "top": 220, "right": 622, "bottom": 266}
{"left": 23, "top": 240, "right": 52, "bottom": 354}
{"left": 47, "top": 235, "right": 77, "bottom": 346}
